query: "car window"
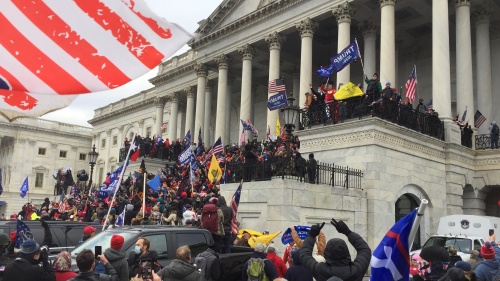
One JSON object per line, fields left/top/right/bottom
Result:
{"left": 176, "top": 233, "right": 208, "bottom": 257}
{"left": 124, "top": 234, "right": 168, "bottom": 257}
{"left": 72, "top": 231, "right": 137, "bottom": 258}
{"left": 474, "top": 240, "right": 482, "bottom": 251}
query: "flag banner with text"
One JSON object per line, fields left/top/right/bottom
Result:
{"left": 330, "top": 41, "right": 360, "bottom": 72}
{"left": 267, "top": 91, "right": 288, "bottom": 111}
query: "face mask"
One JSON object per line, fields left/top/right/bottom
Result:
{"left": 134, "top": 246, "right": 141, "bottom": 254}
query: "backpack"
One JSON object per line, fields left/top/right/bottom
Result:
{"left": 493, "top": 125, "right": 499, "bottom": 135}
{"left": 247, "top": 258, "right": 269, "bottom": 281}
{"left": 195, "top": 250, "right": 218, "bottom": 281}
{"left": 201, "top": 204, "right": 218, "bottom": 234}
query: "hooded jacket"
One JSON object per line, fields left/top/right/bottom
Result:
{"left": 285, "top": 250, "right": 313, "bottom": 281}
{"left": 128, "top": 250, "right": 160, "bottom": 278}
{"left": 241, "top": 251, "right": 279, "bottom": 281}
{"left": 300, "top": 232, "right": 371, "bottom": 281}
{"left": 70, "top": 262, "right": 119, "bottom": 281}
{"left": 104, "top": 248, "right": 128, "bottom": 281}
{"left": 4, "top": 255, "right": 56, "bottom": 281}
{"left": 156, "top": 259, "right": 201, "bottom": 281}
{"left": 217, "top": 197, "right": 233, "bottom": 234}
{"left": 475, "top": 242, "right": 500, "bottom": 281}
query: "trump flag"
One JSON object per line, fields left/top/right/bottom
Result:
{"left": 0, "top": 0, "right": 192, "bottom": 121}
{"left": 370, "top": 209, "right": 417, "bottom": 281}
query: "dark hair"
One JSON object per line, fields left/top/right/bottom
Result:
{"left": 138, "top": 237, "right": 150, "bottom": 251}
{"left": 76, "top": 249, "right": 94, "bottom": 272}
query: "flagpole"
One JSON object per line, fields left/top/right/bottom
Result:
{"left": 142, "top": 172, "right": 146, "bottom": 217}
{"left": 101, "top": 134, "right": 135, "bottom": 231}
{"left": 354, "top": 38, "right": 365, "bottom": 74}
{"left": 408, "top": 199, "right": 428, "bottom": 249}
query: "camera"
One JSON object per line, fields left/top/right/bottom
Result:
{"left": 40, "top": 245, "right": 49, "bottom": 253}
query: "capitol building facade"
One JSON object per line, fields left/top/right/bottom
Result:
{"left": 2, "top": 0, "right": 500, "bottom": 250}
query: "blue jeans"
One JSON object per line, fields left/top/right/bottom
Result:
{"left": 222, "top": 231, "right": 232, "bottom": 253}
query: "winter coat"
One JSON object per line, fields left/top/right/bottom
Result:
{"left": 104, "top": 248, "right": 129, "bottom": 281}
{"left": 267, "top": 252, "right": 287, "bottom": 278}
{"left": 156, "top": 259, "right": 201, "bottom": 281}
{"left": 4, "top": 256, "right": 56, "bottom": 281}
{"left": 299, "top": 232, "right": 371, "bottom": 281}
{"left": 128, "top": 250, "right": 160, "bottom": 279}
{"left": 285, "top": 250, "right": 313, "bottom": 281}
{"left": 217, "top": 197, "right": 233, "bottom": 234}
{"left": 56, "top": 271, "right": 77, "bottom": 281}
{"left": 69, "top": 262, "right": 119, "bottom": 281}
{"left": 241, "top": 251, "right": 279, "bottom": 281}
{"left": 475, "top": 241, "right": 500, "bottom": 281}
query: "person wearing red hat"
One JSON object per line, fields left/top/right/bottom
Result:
{"left": 475, "top": 234, "right": 500, "bottom": 281}
{"left": 78, "top": 226, "right": 96, "bottom": 244}
{"left": 103, "top": 235, "right": 128, "bottom": 281}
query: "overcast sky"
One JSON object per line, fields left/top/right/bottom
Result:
{"left": 41, "top": 1, "right": 222, "bottom": 127}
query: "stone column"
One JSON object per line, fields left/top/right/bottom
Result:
{"left": 455, "top": 0, "right": 474, "bottom": 125}
{"left": 333, "top": 2, "right": 354, "bottom": 87}
{"left": 194, "top": 63, "right": 208, "bottom": 138}
{"left": 265, "top": 32, "right": 286, "bottom": 131}
{"left": 203, "top": 80, "right": 213, "bottom": 145}
{"left": 168, "top": 92, "right": 179, "bottom": 140}
{"left": 238, "top": 44, "right": 255, "bottom": 138}
{"left": 360, "top": 21, "right": 378, "bottom": 92}
{"left": 178, "top": 103, "right": 186, "bottom": 141}
{"left": 474, "top": 7, "right": 492, "bottom": 134}
{"left": 292, "top": 72, "right": 300, "bottom": 107}
{"left": 154, "top": 97, "right": 166, "bottom": 136}
{"left": 225, "top": 83, "right": 232, "bottom": 145}
{"left": 380, "top": 0, "right": 396, "bottom": 86}
{"left": 215, "top": 54, "right": 229, "bottom": 144}
{"left": 296, "top": 18, "right": 318, "bottom": 108}
{"left": 184, "top": 86, "right": 195, "bottom": 137}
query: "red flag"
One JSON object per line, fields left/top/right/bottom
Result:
{"left": 129, "top": 136, "right": 141, "bottom": 162}
{"left": 0, "top": 0, "right": 192, "bottom": 121}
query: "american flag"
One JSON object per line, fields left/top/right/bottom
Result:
{"left": 0, "top": 0, "right": 192, "bottom": 121}
{"left": 458, "top": 108, "right": 467, "bottom": 126}
{"left": 247, "top": 119, "right": 259, "bottom": 135}
{"left": 268, "top": 78, "right": 286, "bottom": 94}
{"left": 266, "top": 125, "right": 270, "bottom": 141}
{"left": 204, "top": 137, "right": 223, "bottom": 163}
{"left": 230, "top": 182, "right": 243, "bottom": 234}
{"left": 425, "top": 99, "right": 432, "bottom": 111}
{"left": 160, "top": 122, "right": 168, "bottom": 131}
{"left": 239, "top": 129, "right": 246, "bottom": 146}
{"left": 474, "top": 110, "right": 487, "bottom": 128}
{"left": 58, "top": 199, "right": 67, "bottom": 214}
{"left": 405, "top": 65, "right": 417, "bottom": 103}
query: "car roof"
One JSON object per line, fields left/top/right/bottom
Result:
{"left": 0, "top": 220, "right": 101, "bottom": 226}
{"left": 102, "top": 225, "right": 209, "bottom": 234}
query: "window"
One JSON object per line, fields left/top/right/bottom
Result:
{"left": 110, "top": 165, "right": 116, "bottom": 172}
{"left": 146, "top": 127, "right": 152, "bottom": 137}
{"left": 38, "top": 148, "right": 46, "bottom": 155}
{"left": 101, "top": 139, "right": 106, "bottom": 148}
{"left": 176, "top": 233, "right": 208, "bottom": 257}
{"left": 35, "top": 173, "right": 44, "bottom": 187}
{"left": 79, "top": 153, "right": 86, "bottom": 161}
{"left": 59, "top": 151, "right": 67, "bottom": 158}
{"left": 124, "top": 234, "right": 168, "bottom": 257}
{"left": 112, "top": 136, "right": 118, "bottom": 146}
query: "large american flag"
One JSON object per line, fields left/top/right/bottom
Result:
{"left": 268, "top": 78, "right": 286, "bottom": 94}
{"left": 230, "top": 182, "right": 243, "bottom": 234}
{"left": 0, "top": 0, "right": 192, "bottom": 121}
{"left": 204, "top": 137, "right": 223, "bottom": 163}
{"left": 405, "top": 65, "right": 417, "bottom": 103}
{"left": 160, "top": 122, "right": 168, "bottom": 131}
{"left": 474, "top": 110, "right": 487, "bottom": 128}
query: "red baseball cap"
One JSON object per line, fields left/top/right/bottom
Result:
{"left": 83, "top": 226, "right": 97, "bottom": 235}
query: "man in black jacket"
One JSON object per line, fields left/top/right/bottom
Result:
{"left": 4, "top": 239, "right": 55, "bottom": 281}
{"left": 72, "top": 249, "right": 119, "bottom": 281}
{"left": 217, "top": 196, "right": 233, "bottom": 253}
{"left": 300, "top": 219, "right": 371, "bottom": 281}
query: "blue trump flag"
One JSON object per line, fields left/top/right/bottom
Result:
{"left": 370, "top": 209, "right": 418, "bottom": 281}
{"left": 184, "top": 130, "right": 191, "bottom": 149}
{"left": 115, "top": 208, "right": 125, "bottom": 227}
{"left": 146, "top": 173, "right": 161, "bottom": 192}
{"left": 315, "top": 64, "right": 334, "bottom": 78}
{"left": 19, "top": 176, "right": 29, "bottom": 198}
{"left": 15, "top": 219, "right": 33, "bottom": 248}
{"left": 281, "top": 225, "right": 311, "bottom": 245}
{"left": 330, "top": 40, "right": 360, "bottom": 72}
{"left": 98, "top": 160, "right": 129, "bottom": 198}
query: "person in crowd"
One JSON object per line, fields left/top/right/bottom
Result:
{"left": 364, "top": 73, "right": 382, "bottom": 104}
{"left": 104, "top": 235, "right": 129, "bottom": 281}
{"left": 448, "top": 245, "right": 462, "bottom": 268}
{"left": 241, "top": 243, "right": 279, "bottom": 281}
{"left": 412, "top": 245, "right": 450, "bottom": 281}
{"left": 290, "top": 224, "right": 326, "bottom": 257}
{"left": 182, "top": 204, "right": 196, "bottom": 226}
{"left": 53, "top": 251, "right": 77, "bottom": 281}
{"left": 300, "top": 220, "right": 371, "bottom": 281}
{"left": 454, "top": 261, "right": 477, "bottom": 281}
{"left": 285, "top": 248, "right": 313, "bottom": 281}
{"left": 283, "top": 242, "right": 298, "bottom": 267}
{"left": 474, "top": 235, "right": 500, "bottom": 281}
{"left": 217, "top": 196, "right": 233, "bottom": 254}
{"left": 194, "top": 247, "right": 221, "bottom": 281}
{"left": 234, "top": 231, "right": 251, "bottom": 247}
{"left": 4, "top": 239, "right": 55, "bottom": 281}
{"left": 307, "top": 153, "right": 317, "bottom": 184}
{"left": 381, "top": 82, "right": 395, "bottom": 100}
{"left": 152, "top": 245, "right": 201, "bottom": 281}
{"left": 490, "top": 121, "right": 499, "bottom": 149}
{"left": 0, "top": 233, "right": 16, "bottom": 272}
{"left": 465, "top": 250, "right": 479, "bottom": 265}
{"left": 79, "top": 225, "right": 96, "bottom": 244}
{"left": 128, "top": 237, "right": 160, "bottom": 279}
{"left": 72, "top": 249, "right": 118, "bottom": 281}
{"left": 266, "top": 244, "right": 287, "bottom": 278}
{"left": 201, "top": 197, "right": 224, "bottom": 253}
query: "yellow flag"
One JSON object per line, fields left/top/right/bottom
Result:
{"left": 248, "top": 231, "right": 282, "bottom": 247}
{"left": 335, "top": 82, "right": 364, "bottom": 100}
{"left": 276, "top": 118, "right": 281, "bottom": 136}
{"left": 237, "top": 229, "right": 264, "bottom": 238}
{"left": 208, "top": 154, "right": 222, "bottom": 183}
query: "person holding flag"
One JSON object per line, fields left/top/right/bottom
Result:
{"left": 299, "top": 219, "right": 371, "bottom": 281}
{"left": 364, "top": 73, "right": 382, "bottom": 104}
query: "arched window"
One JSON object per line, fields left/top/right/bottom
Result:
{"left": 396, "top": 193, "right": 421, "bottom": 250}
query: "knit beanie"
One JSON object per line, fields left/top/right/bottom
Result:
{"left": 110, "top": 234, "right": 124, "bottom": 250}
{"left": 20, "top": 239, "right": 40, "bottom": 254}
{"left": 9, "top": 231, "right": 16, "bottom": 243}
{"left": 481, "top": 242, "right": 495, "bottom": 259}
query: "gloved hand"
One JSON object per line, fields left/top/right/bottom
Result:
{"left": 40, "top": 246, "right": 49, "bottom": 262}
{"left": 331, "top": 218, "right": 352, "bottom": 235}
{"left": 309, "top": 222, "right": 325, "bottom": 238}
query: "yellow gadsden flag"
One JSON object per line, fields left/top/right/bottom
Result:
{"left": 276, "top": 118, "right": 281, "bottom": 136}
{"left": 335, "top": 82, "right": 364, "bottom": 100}
{"left": 248, "top": 231, "right": 282, "bottom": 247}
{"left": 208, "top": 154, "right": 222, "bottom": 183}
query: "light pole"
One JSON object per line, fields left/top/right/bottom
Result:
{"left": 87, "top": 144, "right": 99, "bottom": 194}
{"left": 281, "top": 92, "right": 299, "bottom": 154}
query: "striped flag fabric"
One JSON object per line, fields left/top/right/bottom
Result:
{"left": 0, "top": 0, "right": 192, "bottom": 121}
{"left": 247, "top": 119, "right": 259, "bottom": 135}
{"left": 240, "top": 129, "right": 246, "bottom": 146}
{"left": 458, "top": 108, "right": 467, "bottom": 126}
{"left": 204, "top": 137, "right": 223, "bottom": 163}
{"left": 425, "top": 99, "right": 432, "bottom": 111}
{"left": 160, "top": 122, "right": 168, "bottom": 131}
{"left": 405, "top": 65, "right": 417, "bottom": 103}
{"left": 474, "top": 110, "right": 487, "bottom": 128}
{"left": 268, "top": 78, "right": 286, "bottom": 94}
{"left": 230, "top": 182, "right": 243, "bottom": 234}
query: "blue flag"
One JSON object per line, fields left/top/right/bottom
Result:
{"left": 115, "top": 208, "right": 125, "bottom": 227}
{"left": 330, "top": 40, "right": 360, "bottom": 72}
{"left": 196, "top": 127, "right": 203, "bottom": 156}
{"left": 19, "top": 176, "right": 29, "bottom": 198}
{"left": 146, "top": 173, "right": 161, "bottom": 192}
{"left": 15, "top": 219, "right": 33, "bottom": 248}
{"left": 315, "top": 64, "right": 334, "bottom": 78}
{"left": 179, "top": 147, "right": 195, "bottom": 166}
{"left": 370, "top": 209, "right": 418, "bottom": 281}
{"left": 184, "top": 130, "right": 191, "bottom": 149}
{"left": 0, "top": 168, "right": 3, "bottom": 196}
{"left": 98, "top": 160, "right": 129, "bottom": 196}
{"left": 281, "top": 225, "right": 311, "bottom": 245}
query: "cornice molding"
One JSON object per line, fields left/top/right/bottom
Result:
{"left": 88, "top": 97, "right": 158, "bottom": 125}
{"left": 0, "top": 122, "right": 92, "bottom": 140}
{"left": 148, "top": 62, "right": 196, "bottom": 86}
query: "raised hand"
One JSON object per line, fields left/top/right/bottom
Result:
{"left": 309, "top": 222, "right": 325, "bottom": 238}
{"left": 331, "top": 218, "right": 352, "bottom": 235}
